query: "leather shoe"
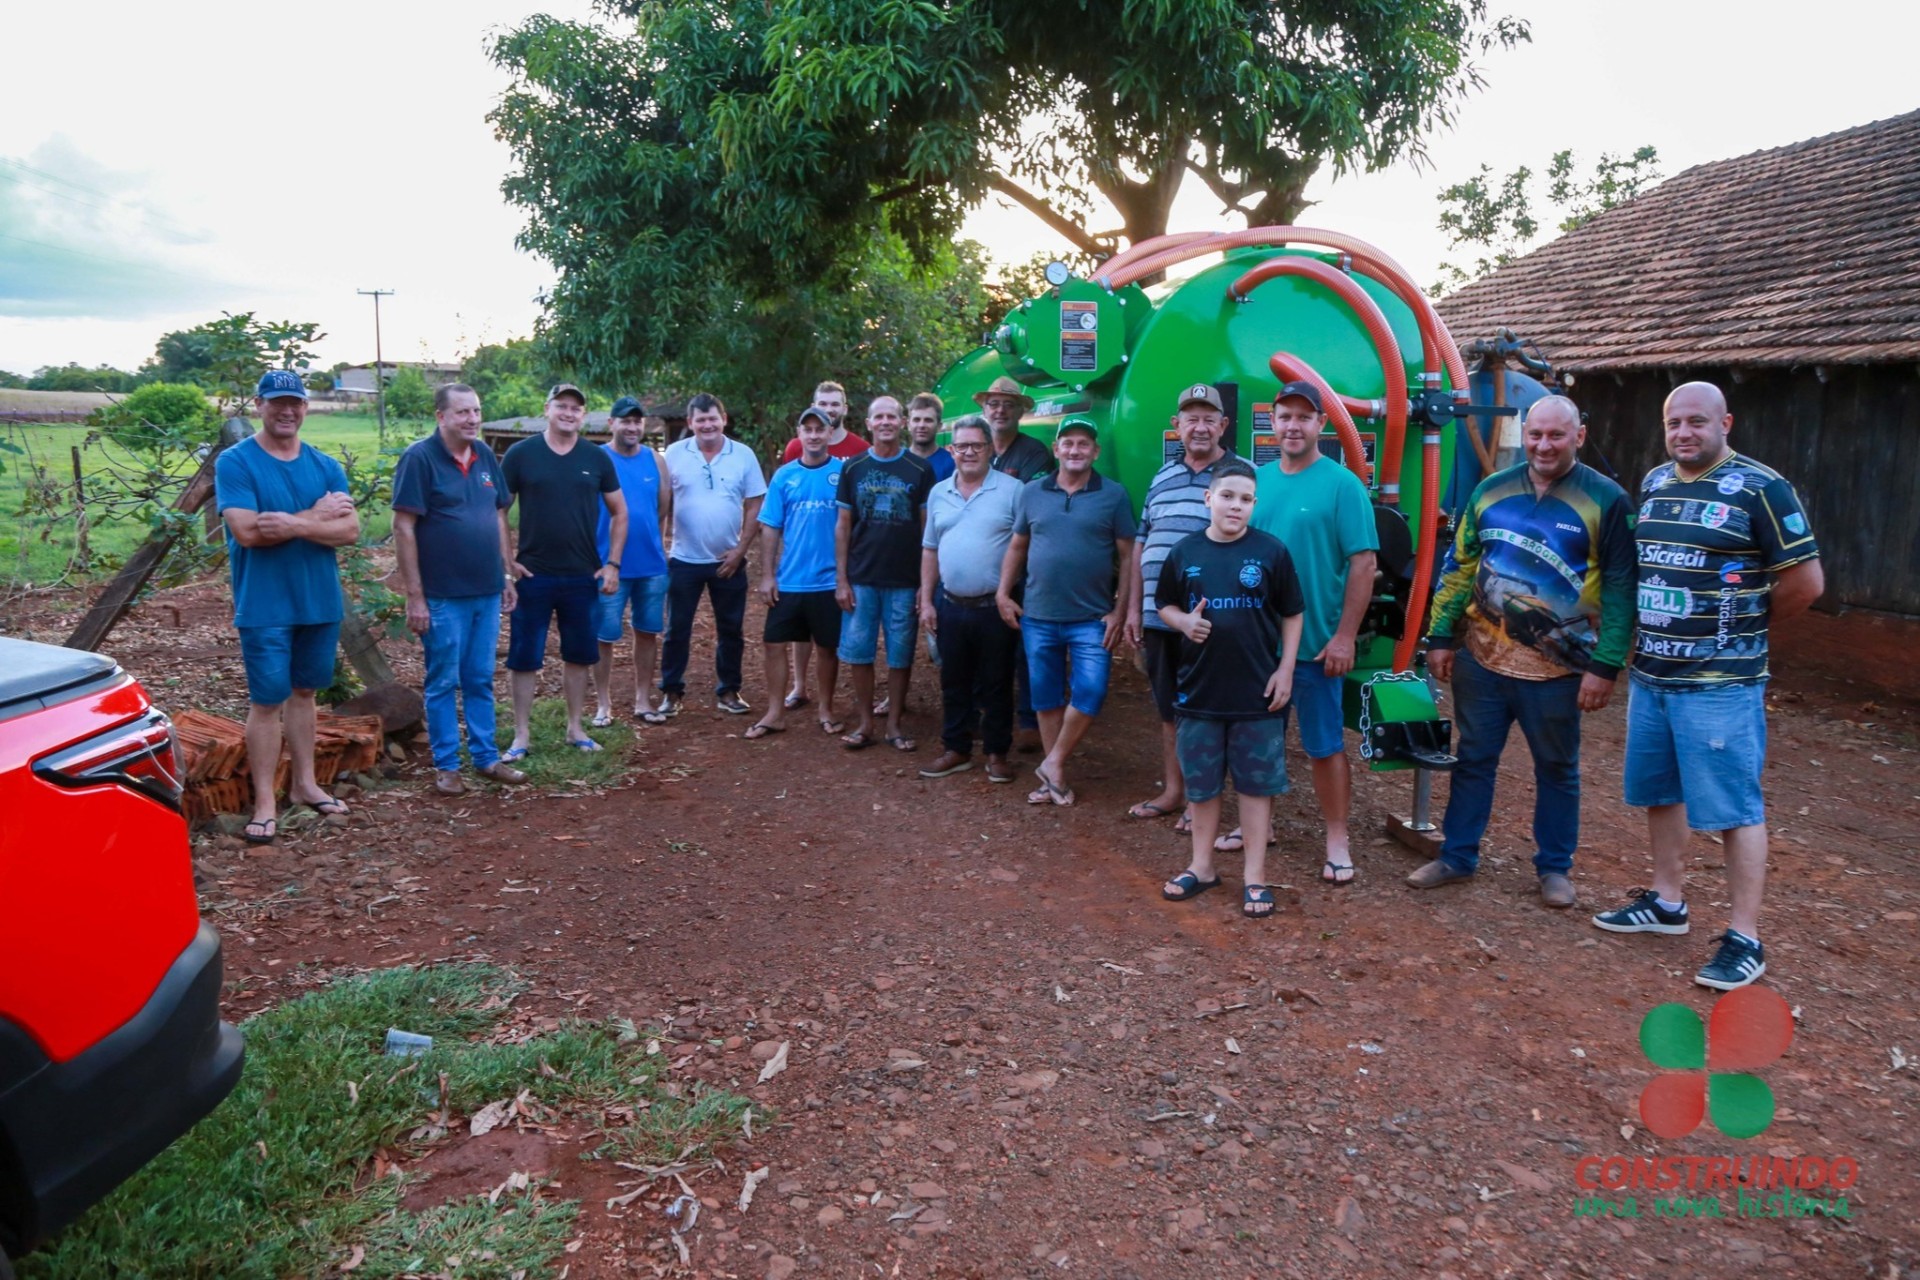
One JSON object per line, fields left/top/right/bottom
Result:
{"left": 985, "top": 754, "right": 1016, "bottom": 783}
{"left": 434, "top": 770, "right": 467, "bottom": 796}
{"left": 1539, "top": 873, "right": 1577, "bottom": 908}
{"left": 918, "top": 750, "right": 974, "bottom": 779}
{"left": 1406, "top": 859, "right": 1474, "bottom": 889}
{"left": 476, "top": 761, "right": 527, "bottom": 784}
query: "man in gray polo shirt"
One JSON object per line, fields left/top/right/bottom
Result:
{"left": 996, "top": 416, "right": 1135, "bottom": 806}
{"left": 917, "top": 415, "right": 1022, "bottom": 782}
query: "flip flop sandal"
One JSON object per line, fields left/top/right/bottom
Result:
{"left": 1027, "top": 784, "right": 1054, "bottom": 805}
{"left": 743, "top": 723, "right": 785, "bottom": 739}
{"left": 819, "top": 719, "right": 846, "bottom": 735}
{"left": 1242, "top": 884, "right": 1277, "bottom": 919}
{"left": 1035, "top": 766, "right": 1076, "bottom": 807}
{"left": 784, "top": 694, "right": 812, "bottom": 710}
{"left": 568, "top": 737, "right": 604, "bottom": 753}
{"left": 306, "top": 798, "right": 350, "bottom": 818}
{"left": 1322, "top": 861, "right": 1357, "bottom": 886}
{"left": 1162, "top": 870, "right": 1221, "bottom": 901}
{"left": 1174, "top": 813, "right": 1193, "bottom": 836}
{"left": 590, "top": 712, "right": 615, "bottom": 728}
{"left": 841, "top": 731, "right": 877, "bottom": 751}
{"left": 503, "top": 745, "right": 532, "bottom": 761}
{"left": 242, "top": 818, "right": 277, "bottom": 845}
{"left": 1128, "top": 801, "right": 1175, "bottom": 820}
{"left": 886, "top": 735, "right": 916, "bottom": 752}
{"left": 1214, "top": 828, "right": 1246, "bottom": 853}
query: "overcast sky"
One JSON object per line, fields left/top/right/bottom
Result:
{"left": 3, "top": 0, "right": 1915, "bottom": 377}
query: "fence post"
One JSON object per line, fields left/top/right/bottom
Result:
{"left": 70, "top": 444, "right": 90, "bottom": 572}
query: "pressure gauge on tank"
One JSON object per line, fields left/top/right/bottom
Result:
{"left": 1043, "top": 260, "right": 1072, "bottom": 287}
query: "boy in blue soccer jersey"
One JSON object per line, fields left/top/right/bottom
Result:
{"left": 748, "top": 407, "right": 850, "bottom": 737}
{"left": 1154, "top": 458, "right": 1304, "bottom": 920}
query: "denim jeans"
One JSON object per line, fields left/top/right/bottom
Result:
{"left": 660, "top": 557, "right": 749, "bottom": 696}
{"left": 936, "top": 593, "right": 1018, "bottom": 756}
{"left": 1022, "top": 617, "right": 1112, "bottom": 717}
{"left": 420, "top": 594, "right": 503, "bottom": 772}
{"left": 1439, "top": 648, "right": 1582, "bottom": 875}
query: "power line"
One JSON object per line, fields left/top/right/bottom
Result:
{"left": 0, "top": 157, "right": 201, "bottom": 242}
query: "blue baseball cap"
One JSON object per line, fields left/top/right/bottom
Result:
{"left": 255, "top": 369, "right": 308, "bottom": 401}
{"left": 610, "top": 395, "right": 646, "bottom": 419}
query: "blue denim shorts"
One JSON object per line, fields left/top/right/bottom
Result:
{"left": 1023, "top": 617, "right": 1112, "bottom": 716}
{"left": 596, "top": 573, "right": 668, "bottom": 641}
{"left": 238, "top": 622, "right": 341, "bottom": 706}
{"left": 838, "top": 585, "right": 918, "bottom": 667}
{"left": 1623, "top": 676, "right": 1768, "bottom": 830}
{"left": 1176, "top": 715, "right": 1290, "bottom": 802}
{"left": 508, "top": 573, "right": 601, "bottom": 670}
{"left": 1289, "top": 660, "right": 1348, "bottom": 759}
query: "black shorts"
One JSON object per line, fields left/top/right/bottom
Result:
{"left": 1144, "top": 627, "right": 1180, "bottom": 723}
{"left": 763, "top": 589, "right": 843, "bottom": 649}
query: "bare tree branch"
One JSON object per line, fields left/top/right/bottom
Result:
{"left": 986, "top": 173, "right": 1105, "bottom": 257}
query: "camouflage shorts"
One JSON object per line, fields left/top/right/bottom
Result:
{"left": 1175, "top": 715, "right": 1290, "bottom": 802}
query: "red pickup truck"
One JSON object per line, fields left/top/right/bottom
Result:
{"left": 0, "top": 637, "right": 243, "bottom": 1273}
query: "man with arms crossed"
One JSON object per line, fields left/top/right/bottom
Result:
{"left": 653, "top": 393, "right": 766, "bottom": 720}
{"left": 592, "top": 396, "right": 671, "bottom": 724}
{"left": 391, "top": 382, "right": 526, "bottom": 796}
{"left": 1593, "top": 381, "right": 1822, "bottom": 991}
{"left": 1126, "top": 383, "right": 1233, "bottom": 832}
{"left": 501, "top": 383, "right": 626, "bottom": 758}
{"left": 918, "top": 415, "right": 1021, "bottom": 782}
{"left": 997, "top": 417, "right": 1134, "bottom": 806}
{"left": 216, "top": 369, "right": 360, "bottom": 843}
{"left": 747, "top": 407, "right": 848, "bottom": 738}
{"left": 1410, "top": 395, "right": 1634, "bottom": 905}
{"left": 836, "top": 394, "right": 934, "bottom": 750}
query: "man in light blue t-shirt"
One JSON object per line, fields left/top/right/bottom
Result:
{"left": 748, "top": 407, "right": 849, "bottom": 737}
{"left": 214, "top": 369, "right": 360, "bottom": 846}
{"left": 1242, "top": 380, "right": 1378, "bottom": 884}
{"left": 592, "top": 397, "right": 672, "bottom": 724}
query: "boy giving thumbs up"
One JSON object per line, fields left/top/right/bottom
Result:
{"left": 1153, "top": 458, "right": 1304, "bottom": 919}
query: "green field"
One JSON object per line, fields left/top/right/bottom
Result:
{"left": 1, "top": 412, "right": 429, "bottom": 590}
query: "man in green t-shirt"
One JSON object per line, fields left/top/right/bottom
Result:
{"left": 1232, "top": 381, "right": 1378, "bottom": 885}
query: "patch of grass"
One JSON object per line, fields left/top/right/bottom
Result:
{"left": 19, "top": 964, "right": 750, "bottom": 1280}
{"left": 498, "top": 697, "right": 637, "bottom": 789}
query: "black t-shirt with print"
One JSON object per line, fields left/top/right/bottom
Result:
{"left": 836, "top": 449, "right": 934, "bottom": 588}
{"left": 1155, "top": 528, "right": 1304, "bottom": 721}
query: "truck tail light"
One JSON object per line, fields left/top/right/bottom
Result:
{"left": 33, "top": 710, "right": 184, "bottom": 809}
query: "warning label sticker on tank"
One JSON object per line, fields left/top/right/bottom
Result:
{"left": 1059, "top": 301, "right": 1098, "bottom": 372}
{"left": 1251, "top": 432, "right": 1281, "bottom": 465}
{"left": 1315, "top": 432, "right": 1377, "bottom": 474}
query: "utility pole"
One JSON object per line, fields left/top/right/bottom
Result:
{"left": 357, "top": 288, "right": 394, "bottom": 437}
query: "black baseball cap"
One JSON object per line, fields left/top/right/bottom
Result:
{"left": 796, "top": 405, "right": 832, "bottom": 429}
{"left": 1276, "top": 380, "right": 1324, "bottom": 413}
{"left": 610, "top": 395, "right": 645, "bottom": 419}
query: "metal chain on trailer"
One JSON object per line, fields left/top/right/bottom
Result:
{"left": 1356, "top": 668, "right": 1432, "bottom": 761}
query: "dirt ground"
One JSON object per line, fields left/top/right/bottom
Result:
{"left": 8, "top": 577, "right": 1919, "bottom": 1280}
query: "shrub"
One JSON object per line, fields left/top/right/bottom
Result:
{"left": 381, "top": 366, "right": 434, "bottom": 419}
{"left": 92, "top": 381, "right": 219, "bottom": 451}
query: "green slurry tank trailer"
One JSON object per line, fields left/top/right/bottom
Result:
{"left": 933, "top": 226, "right": 1558, "bottom": 846}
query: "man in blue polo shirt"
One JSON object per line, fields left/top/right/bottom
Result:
{"left": 592, "top": 396, "right": 671, "bottom": 725}
{"left": 216, "top": 369, "right": 360, "bottom": 844}
{"left": 747, "top": 406, "right": 849, "bottom": 738}
{"left": 392, "top": 382, "right": 526, "bottom": 796}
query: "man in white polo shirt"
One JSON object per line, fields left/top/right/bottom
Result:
{"left": 649, "top": 392, "right": 767, "bottom": 721}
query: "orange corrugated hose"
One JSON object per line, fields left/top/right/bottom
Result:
{"left": 1230, "top": 257, "right": 1407, "bottom": 503}
{"left": 1266, "top": 353, "right": 1372, "bottom": 483}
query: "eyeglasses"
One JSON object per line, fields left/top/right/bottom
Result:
{"left": 950, "top": 442, "right": 987, "bottom": 453}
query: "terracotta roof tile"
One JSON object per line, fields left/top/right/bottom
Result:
{"left": 1435, "top": 110, "right": 1920, "bottom": 370}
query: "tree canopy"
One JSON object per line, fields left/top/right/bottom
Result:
{"left": 489, "top": 0, "right": 1526, "bottom": 406}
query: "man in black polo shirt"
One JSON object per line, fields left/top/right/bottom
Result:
{"left": 501, "top": 383, "right": 627, "bottom": 759}
{"left": 392, "top": 382, "right": 525, "bottom": 795}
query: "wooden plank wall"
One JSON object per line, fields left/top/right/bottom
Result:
{"left": 1560, "top": 365, "right": 1920, "bottom": 616}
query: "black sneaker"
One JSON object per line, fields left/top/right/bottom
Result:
{"left": 1591, "top": 889, "right": 1690, "bottom": 935}
{"left": 716, "top": 691, "right": 751, "bottom": 715}
{"left": 1696, "top": 931, "right": 1766, "bottom": 991}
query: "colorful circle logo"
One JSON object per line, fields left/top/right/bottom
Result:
{"left": 1638, "top": 987, "right": 1793, "bottom": 1140}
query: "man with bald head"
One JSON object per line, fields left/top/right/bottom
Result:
{"left": 1593, "top": 382, "right": 1822, "bottom": 991}
{"left": 1410, "top": 395, "right": 1635, "bottom": 907}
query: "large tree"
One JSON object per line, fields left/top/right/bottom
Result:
{"left": 491, "top": 0, "right": 1523, "bottom": 395}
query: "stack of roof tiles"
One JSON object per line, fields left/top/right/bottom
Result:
{"left": 174, "top": 709, "right": 383, "bottom": 822}
{"left": 1435, "top": 110, "right": 1920, "bottom": 371}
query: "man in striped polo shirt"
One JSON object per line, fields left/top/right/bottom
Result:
{"left": 1593, "top": 382, "right": 1823, "bottom": 991}
{"left": 1125, "top": 384, "right": 1233, "bottom": 827}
